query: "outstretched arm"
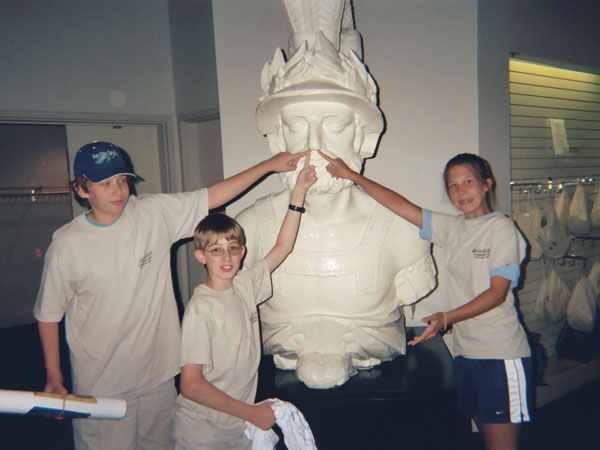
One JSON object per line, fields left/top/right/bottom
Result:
{"left": 318, "top": 150, "right": 423, "bottom": 228}
{"left": 408, "top": 276, "right": 511, "bottom": 345}
{"left": 180, "top": 364, "right": 275, "bottom": 431}
{"left": 264, "top": 151, "right": 317, "bottom": 272}
{"left": 207, "top": 151, "right": 307, "bottom": 210}
{"left": 38, "top": 321, "right": 68, "bottom": 395}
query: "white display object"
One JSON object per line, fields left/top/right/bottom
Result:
{"left": 236, "top": 0, "right": 436, "bottom": 389}
{"left": 0, "top": 389, "right": 126, "bottom": 419}
{"left": 549, "top": 118, "right": 569, "bottom": 155}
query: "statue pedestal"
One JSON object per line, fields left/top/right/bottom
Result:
{"left": 257, "top": 327, "right": 471, "bottom": 450}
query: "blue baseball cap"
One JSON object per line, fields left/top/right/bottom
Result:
{"left": 73, "top": 141, "right": 136, "bottom": 182}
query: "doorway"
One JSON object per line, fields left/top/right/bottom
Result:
{"left": 0, "top": 122, "right": 165, "bottom": 327}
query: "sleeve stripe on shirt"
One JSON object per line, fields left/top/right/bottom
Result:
{"left": 490, "top": 263, "right": 520, "bottom": 288}
{"left": 419, "top": 209, "right": 433, "bottom": 240}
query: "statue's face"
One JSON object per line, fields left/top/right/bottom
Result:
{"left": 278, "top": 101, "right": 364, "bottom": 194}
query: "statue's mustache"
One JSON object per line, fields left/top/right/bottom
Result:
{"left": 278, "top": 151, "right": 358, "bottom": 195}
{"left": 288, "top": 151, "right": 360, "bottom": 175}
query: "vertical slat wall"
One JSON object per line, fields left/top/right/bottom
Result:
{"left": 510, "top": 59, "right": 600, "bottom": 357}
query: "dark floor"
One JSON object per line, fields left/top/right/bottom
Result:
{"left": 1, "top": 323, "right": 599, "bottom": 450}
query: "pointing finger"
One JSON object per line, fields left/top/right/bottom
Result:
{"left": 303, "top": 149, "right": 311, "bottom": 168}
{"left": 317, "top": 149, "right": 335, "bottom": 162}
{"left": 289, "top": 150, "right": 308, "bottom": 166}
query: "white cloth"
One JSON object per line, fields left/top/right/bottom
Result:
{"left": 245, "top": 399, "right": 317, "bottom": 450}
{"left": 567, "top": 184, "right": 592, "bottom": 236}
{"left": 535, "top": 268, "right": 571, "bottom": 324}
{"left": 34, "top": 189, "right": 209, "bottom": 398}
{"left": 566, "top": 276, "right": 597, "bottom": 332}
{"left": 173, "top": 260, "right": 273, "bottom": 444}
{"left": 514, "top": 200, "right": 543, "bottom": 260}
{"left": 245, "top": 425, "right": 279, "bottom": 450}
{"left": 538, "top": 201, "right": 570, "bottom": 259}
{"left": 554, "top": 189, "right": 571, "bottom": 228}
{"left": 534, "top": 269, "right": 549, "bottom": 321}
{"left": 421, "top": 210, "right": 531, "bottom": 359}
{"left": 590, "top": 190, "right": 600, "bottom": 228}
{"left": 588, "top": 260, "right": 600, "bottom": 294}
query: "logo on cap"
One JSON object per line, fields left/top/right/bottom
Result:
{"left": 93, "top": 149, "right": 119, "bottom": 165}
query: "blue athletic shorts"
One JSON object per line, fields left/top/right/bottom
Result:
{"left": 454, "top": 355, "right": 532, "bottom": 424}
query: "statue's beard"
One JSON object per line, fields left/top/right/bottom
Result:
{"left": 278, "top": 151, "right": 362, "bottom": 194}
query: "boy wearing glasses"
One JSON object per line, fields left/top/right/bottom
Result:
{"left": 173, "top": 152, "right": 316, "bottom": 449}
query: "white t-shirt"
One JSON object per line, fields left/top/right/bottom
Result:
{"left": 421, "top": 210, "right": 531, "bottom": 359}
{"left": 174, "top": 259, "right": 272, "bottom": 444}
{"left": 34, "top": 189, "right": 209, "bottom": 397}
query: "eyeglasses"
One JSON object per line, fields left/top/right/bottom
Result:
{"left": 205, "top": 245, "right": 243, "bottom": 257}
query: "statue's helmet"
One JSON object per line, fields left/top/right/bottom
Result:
{"left": 256, "top": 11, "right": 384, "bottom": 160}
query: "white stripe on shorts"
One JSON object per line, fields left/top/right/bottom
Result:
{"left": 504, "top": 358, "right": 530, "bottom": 423}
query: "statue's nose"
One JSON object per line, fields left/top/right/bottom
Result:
{"left": 307, "top": 124, "right": 322, "bottom": 151}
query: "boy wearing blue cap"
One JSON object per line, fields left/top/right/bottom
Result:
{"left": 33, "top": 141, "right": 305, "bottom": 450}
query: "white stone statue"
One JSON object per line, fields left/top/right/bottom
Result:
{"left": 236, "top": 0, "right": 436, "bottom": 389}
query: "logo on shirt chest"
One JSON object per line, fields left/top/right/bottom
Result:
{"left": 138, "top": 251, "right": 153, "bottom": 267}
{"left": 472, "top": 248, "right": 490, "bottom": 259}
{"left": 249, "top": 312, "right": 258, "bottom": 325}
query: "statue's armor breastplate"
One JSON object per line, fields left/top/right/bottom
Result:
{"left": 253, "top": 195, "right": 399, "bottom": 322}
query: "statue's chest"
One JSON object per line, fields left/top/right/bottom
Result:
{"left": 255, "top": 198, "right": 396, "bottom": 296}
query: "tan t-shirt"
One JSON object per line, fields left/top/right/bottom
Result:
{"left": 421, "top": 210, "right": 531, "bottom": 359}
{"left": 174, "top": 260, "right": 272, "bottom": 443}
{"left": 34, "top": 189, "right": 209, "bottom": 397}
